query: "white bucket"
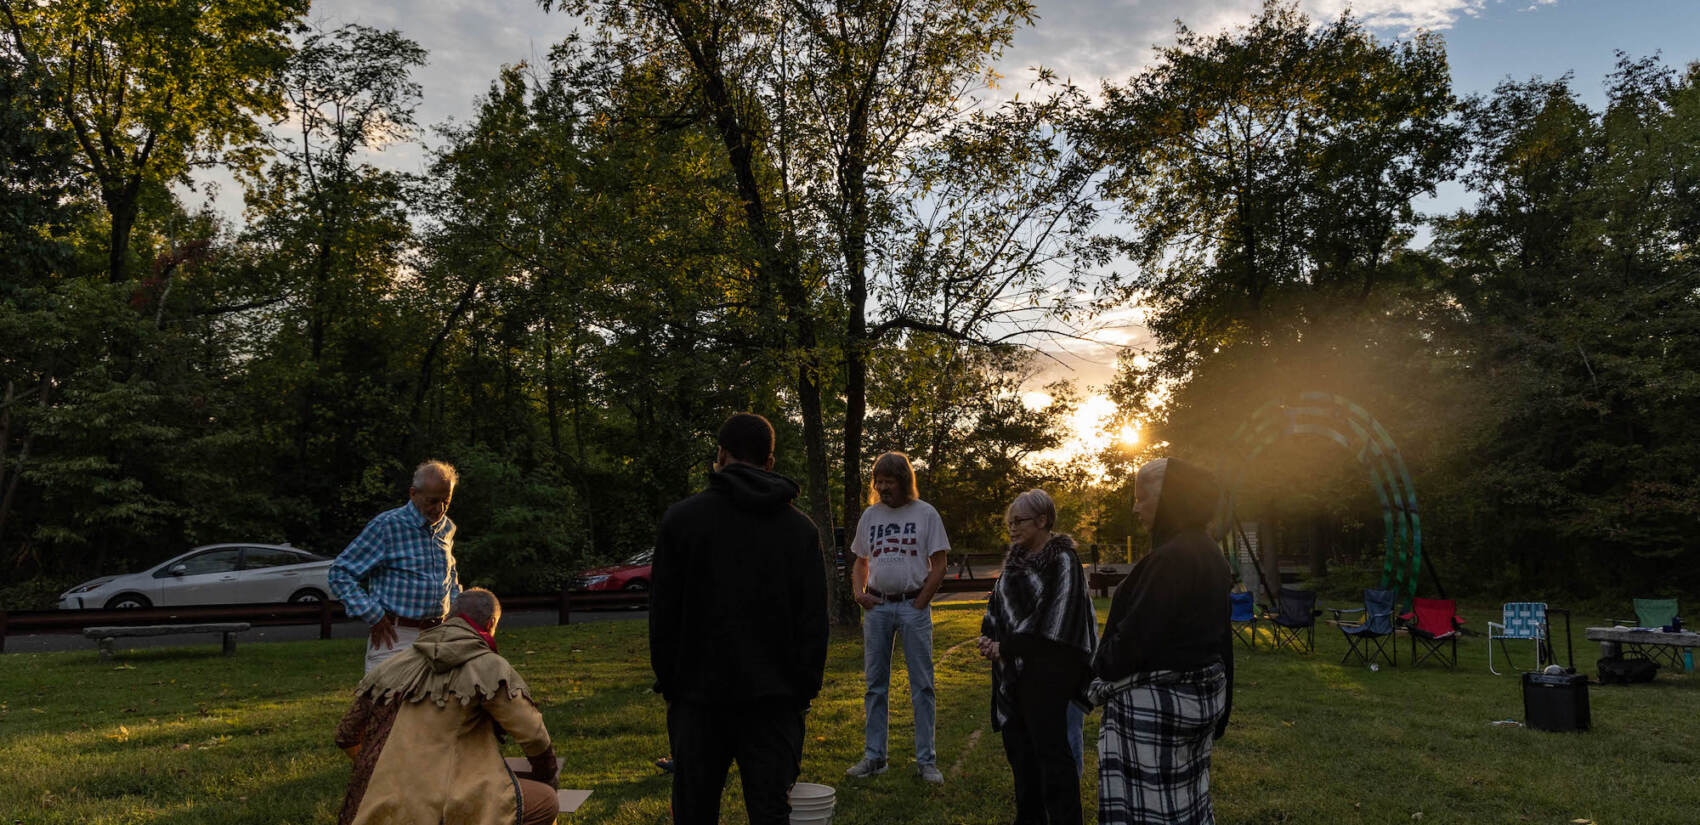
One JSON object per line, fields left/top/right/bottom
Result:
{"left": 789, "top": 783, "right": 836, "bottom": 825}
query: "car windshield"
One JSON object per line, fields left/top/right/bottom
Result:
{"left": 623, "top": 549, "right": 654, "bottom": 567}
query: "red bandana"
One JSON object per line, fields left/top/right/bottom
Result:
{"left": 458, "top": 612, "right": 499, "bottom": 653}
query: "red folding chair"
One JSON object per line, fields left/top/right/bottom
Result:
{"left": 1403, "top": 597, "right": 1465, "bottom": 669}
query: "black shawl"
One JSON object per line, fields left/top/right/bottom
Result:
{"left": 981, "top": 533, "right": 1098, "bottom": 729}
{"left": 1092, "top": 458, "right": 1235, "bottom": 738}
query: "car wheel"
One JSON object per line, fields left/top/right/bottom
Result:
{"left": 289, "top": 588, "right": 328, "bottom": 604}
{"left": 105, "top": 593, "right": 151, "bottom": 610}
{"left": 622, "top": 579, "right": 649, "bottom": 609}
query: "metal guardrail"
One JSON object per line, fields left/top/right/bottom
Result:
{"left": 0, "top": 578, "right": 1013, "bottom": 652}
{"left": 0, "top": 589, "right": 652, "bottom": 652}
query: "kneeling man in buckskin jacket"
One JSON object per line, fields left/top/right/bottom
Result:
{"left": 335, "top": 588, "right": 559, "bottom": 825}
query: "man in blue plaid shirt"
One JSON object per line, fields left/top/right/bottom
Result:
{"left": 330, "top": 460, "right": 463, "bottom": 673}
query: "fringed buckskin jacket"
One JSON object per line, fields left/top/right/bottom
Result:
{"left": 334, "top": 617, "right": 557, "bottom": 825}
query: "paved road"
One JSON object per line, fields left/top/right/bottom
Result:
{"left": 3, "top": 607, "right": 648, "bottom": 655}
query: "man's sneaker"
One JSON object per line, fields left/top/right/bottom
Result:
{"left": 918, "top": 764, "right": 944, "bottom": 784}
{"left": 845, "top": 757, "right": 887, "bottom": 778}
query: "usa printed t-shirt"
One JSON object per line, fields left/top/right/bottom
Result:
{"left": 851, "top": 499, "right": 951, "bottom": 595}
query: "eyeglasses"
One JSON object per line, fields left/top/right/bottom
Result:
{"left": 1006, "top": 516, "right": 1034, "bottom": 528}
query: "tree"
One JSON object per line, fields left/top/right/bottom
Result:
{"left": 237, "top": 24, "right": 425, "bottom": 543}
{"left": 543, "top": 0, "right": 1107, "bottom": 622}
{"left": 862, "top": 337, "right": 1080, "bottom": 549}
{"left": 1432, "top": 56, "right": 1700, "bottom": 593}
{"left": 1090, "top": 1, "right": 1461, "bottom": 402}
{"left": 1, "top": 0, "right": 308, "bottom": 283}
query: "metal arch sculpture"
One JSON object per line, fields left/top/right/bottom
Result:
{"left": 1215, "top": 392, "right": 1423, "bottom": 608}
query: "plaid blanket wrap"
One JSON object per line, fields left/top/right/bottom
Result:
{"left": 1097, "top": 662, "right": 1227, "bottom": 825}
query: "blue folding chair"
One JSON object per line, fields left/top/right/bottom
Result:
{"left": 1330, "top": 588, "right": 1397, "bottom": 668}
{"left": 1230, "top": 590, "right": 1258, "bottom": 649}
{"left": 1487, "top": 602, "right": 1549, "bottom": 675}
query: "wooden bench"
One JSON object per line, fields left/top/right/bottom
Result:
{"left": 949, "top": 552, "right": 1007, "bottom": 579}
{"left": 82, "top": 623, "right": 252, "bottom": 660}
{"left": 1088, "top": 569, "right": 1129, "bottom": 598}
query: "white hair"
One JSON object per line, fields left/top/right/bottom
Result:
{"left": 413, "top": 460, "right": 459, "bottom": 489}
{"left": 1136, "top": 458, "right": 1168, "bottom": 502}
{"left": 1006, "top": 488, "right": 1058, "bottom": 531}
{"left": 451, "top": 587, "right": 501, "bottom": 630}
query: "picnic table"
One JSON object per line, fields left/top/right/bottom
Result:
{"left": 1585, "top": 626, "right": 1699, "bottom": 672}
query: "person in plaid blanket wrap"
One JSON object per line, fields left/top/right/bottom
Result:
{"left": 1089, "top": 457, "right": 1233, "bottom": 825}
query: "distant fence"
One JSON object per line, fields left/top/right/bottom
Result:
{"left": 0, "top": 580, "right": 1019, "bottom": 652}
{"left": 0, "top": 589, "right": 649, "bottom": 652}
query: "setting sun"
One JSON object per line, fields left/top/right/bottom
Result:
{"left": 1021, "top": 392, "right": 1135, "bottom": 475}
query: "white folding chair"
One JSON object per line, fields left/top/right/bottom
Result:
{"left": 1487, "top": 601, "right": 1548, "bottom": 675}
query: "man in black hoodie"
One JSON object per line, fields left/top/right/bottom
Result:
{"left": 650, "top": 412, "right": 830, "bottom": 825}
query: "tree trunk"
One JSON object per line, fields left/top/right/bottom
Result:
{"left": 1262, "top": 506, "right": 1283, "bottom": 593}
{"left": 543, "top": 317, "right": 561, "bottom": 457}
{"left": 1310, "top": 513, "right": 1328, "bottom": 579}
{"left": 106, "top": 194, "right": 137, "bottom": 284}
{"left": 837, "top": 128, "right": 871, "bottom": 626}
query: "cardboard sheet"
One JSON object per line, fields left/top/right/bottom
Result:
{"left": 504, "top": 757, "right": 591, "bottom": 814}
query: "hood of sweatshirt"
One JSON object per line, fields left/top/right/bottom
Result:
{"left": 709, "top": 463, "right": 802, "bottom": 513}
{"left": 1151, "top": 458, "right": 1220, "bottom": 546}
{"left": 410, "top": 619, "right": 494, "bottom": 674}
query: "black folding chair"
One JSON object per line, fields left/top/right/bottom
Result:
{"left": 1262, "top": 586, "right": 1320, "bottom": 654}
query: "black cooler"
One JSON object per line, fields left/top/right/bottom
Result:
{"left": 1522, "top": 671, "right": 1590, "bottom": 732}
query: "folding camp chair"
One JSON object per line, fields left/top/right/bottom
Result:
{"left": 1261, "top": 586, "right": 1320, "bottom": 654}
{"left": 1487, "top": 602, "right": 1549, "bottom": 676}
{"left": 1609, "top": 598, "right": 1684, "bottom": 669}
{"left": 1329, "top": 588, "right": 1397, "bottom": 668}
{"left": 1404, "top": 597, "right": 1464, "bottom": 669}
{"left": 1230, "top": 590, "right": 1258, "bottom": 650}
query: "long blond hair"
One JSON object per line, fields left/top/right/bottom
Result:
{"left": 866, "top": 452, "right": 917, "bottom": 506}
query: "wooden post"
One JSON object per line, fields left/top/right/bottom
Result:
{"left": 318, "top": 599, "right": 333, "bottom": 640}
{"left": 558, "top": 588, "right": 572, "bottom": 626}
{"left": 222, "top": 631, "right": 237, "bottom": 656}
{"left": 0, "top": 608, "right": 8, "bottom": 653}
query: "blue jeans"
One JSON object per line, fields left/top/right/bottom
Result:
{"left": 1067, "top": 702, "right": 1085, "bottom": 775}
{"left": 862, "top": 601, "right": 935, "bottom": 766}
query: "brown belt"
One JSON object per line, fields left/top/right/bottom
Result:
{"left": 392, "top": 615, "right": 443, "bottom": 629}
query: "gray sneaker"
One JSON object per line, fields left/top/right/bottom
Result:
{"left": 845, "top": 757, "right": 887, "bottom": 778}
{"left": 918, "top": 764, "right": 944, "bottom": 784}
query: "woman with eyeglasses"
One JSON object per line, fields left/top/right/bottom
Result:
{"left": 1091, "top": 458, "right": 1233, "bottom": 825}
{"left": 978, "top": 489, "right": 1098, "bottom": 825}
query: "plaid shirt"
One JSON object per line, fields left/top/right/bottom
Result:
{"left": 329, "top": 501, "right": 462, "bottom": 624}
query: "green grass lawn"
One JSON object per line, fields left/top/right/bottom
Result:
{"left": 2, "top": 600, "right": 1697, "bottom": 824}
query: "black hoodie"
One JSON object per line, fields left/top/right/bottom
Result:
{"left": 1092, "top": 458, "right": 1234, "bottom": 737}
{"left": 649, "top": 462, "right": 829, "bottom": 707}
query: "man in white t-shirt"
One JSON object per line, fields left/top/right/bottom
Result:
{"left": 845, "top": 451, "right": 951, "bottom": 783}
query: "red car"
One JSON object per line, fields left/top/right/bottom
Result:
{"left": 572, "top": 549, "right": 653, "bottom": 592}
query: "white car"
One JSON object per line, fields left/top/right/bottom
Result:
{"left": 58, "top": 544, "right": 334, "bottom": 609}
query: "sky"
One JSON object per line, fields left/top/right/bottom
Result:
{"left": 210, "top": 0, "right": 1700, "bottom": 461}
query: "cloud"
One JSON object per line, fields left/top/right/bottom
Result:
{"left": 308, "top": 0, "right": 580, "bottom": 144}
{"left": 994, "top": 0, "right": 1541, "bottom": 92}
